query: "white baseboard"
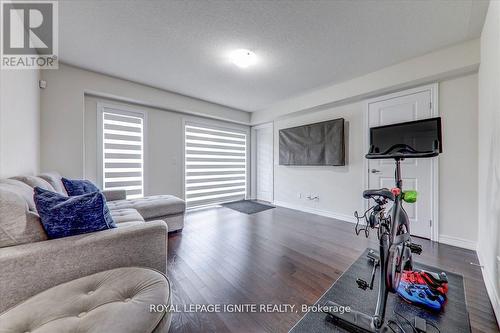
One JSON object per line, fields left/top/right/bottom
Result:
{"left": 438, "top": 234, "right": 477, "bottom": 251}
{"left": 273, "top": 200, "right": 357, "bottom": 224}
{"left": 476, "top": 249, "right": 500, "bottom": 325}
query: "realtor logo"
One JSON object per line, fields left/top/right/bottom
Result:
{"left": 1, "top": 0, "right": 58, "bottom": 69}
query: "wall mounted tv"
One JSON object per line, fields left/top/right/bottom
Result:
{"left": 279, "top": 118, "right": 345, "bottom": 166}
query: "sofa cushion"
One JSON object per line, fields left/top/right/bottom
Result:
{"left": 0, "top": 185, "right": 47, "bottom": 248}
{"left": 38, "top": 171, "right": 67, "bottom": 195}
{"left": 11, "top": 175, "right": 55, "bottom": 192}
{"left": 110, "top": 208, "right": 145, "bottom": 224}
{"left": 0, "top": 267, "right": 171, "bottom": 333}
{"left": 34, "top": 187, "right": 116, "bottom": 239}
{"left": 102, "top": 189, "right": 127, "bottom": 201}
{"left": 106, "top": 195, "right": 186, "bottom": 220}
{"left": 0, "top": 179, "right": 37, "bottom": 211}
{"left": 62, "top": 177, "right": 100, "bottom": 196}
{"left": 116, "top": 221, "right": 146, "bottom": 228}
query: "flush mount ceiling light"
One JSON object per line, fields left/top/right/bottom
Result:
{"left": 229, "top": 49, "right": 257, "bottom": 68}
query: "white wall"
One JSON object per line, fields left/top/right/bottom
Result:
{"left": 271, "top": 74, "right": 478, "bottom": 248}
{"left": 40, "top": 64, "right": 250, "bottom": 179}
{"left": 84, "top": 96, "right": 249, "bottom": 198}
{"left": 438, "top": 74, "right": 478, "bottom": 247}
{"left": 477, "top": 0, "right": 500, "bottom": 320}
{"left": 273, "top": 101, "right": 364, "bottom": 222}
{"left": 0, "top": 70, "right": 40, "bottom": 177}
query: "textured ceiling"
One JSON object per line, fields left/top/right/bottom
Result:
{"left": 58, "top": 0, "right": 488, "bottom": 112}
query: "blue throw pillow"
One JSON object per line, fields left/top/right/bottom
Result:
{"left": 34, "top": 187, "right": 116, "bottom": 239}
{"left": 61, "top": 177, "right": 100, "bottom": 196}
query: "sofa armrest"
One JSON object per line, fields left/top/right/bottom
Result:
{"left": 0, "top": 220, "right": 167, "bottom": 313}
{"left": 102, "top": 189, "right": 127, "bottom": 201}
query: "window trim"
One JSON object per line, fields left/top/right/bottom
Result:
{"left": 97, "top": 102, "right": 148, "bottom": 197}
{"left": 182, "top": 117, "right": 250, "bottom": 208}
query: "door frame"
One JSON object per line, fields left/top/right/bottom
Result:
{"left": 363, "top": 83, "right": 439, "bottom": 241}
{"left": 250, "top": 122, "right": 274, "bottom": 202}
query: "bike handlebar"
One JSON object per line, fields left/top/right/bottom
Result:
{"left": 366, "top": 143, "right": 440, "bottom": 160}
{"left": 366, "top": 150, "right": 440, "bottom": 159}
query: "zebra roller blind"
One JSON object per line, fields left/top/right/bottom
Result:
{"left": 185, "top": 123, "right": 247, "bottom": 208}
{"left": 101, "top": 108, "right": 144, "bottom": 199}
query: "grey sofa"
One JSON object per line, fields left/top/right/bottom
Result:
{"left": 0, "top": 172, "right": 177, "bottom": 328}
{"left": 39, "top": 172, "right": 186, "bottom": 232}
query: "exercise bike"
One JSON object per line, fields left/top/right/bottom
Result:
{"left": 324, "top": 142, "right": 440, "bottom": 332}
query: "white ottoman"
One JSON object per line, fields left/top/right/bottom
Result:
{"left": 0, "top": 267, "right": 171, "bottom": 333}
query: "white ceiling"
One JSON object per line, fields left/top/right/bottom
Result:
{"left": 59, "top": 0, "right": 488, "bottom": 112}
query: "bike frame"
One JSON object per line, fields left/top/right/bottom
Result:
{"left": 325, "top": 158, "right": 413, "bottom": 332}
{"left": 375, "top": 158, "right": 412, "bottom": 327}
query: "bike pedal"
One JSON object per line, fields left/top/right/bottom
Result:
{"left": 367, "top": 249, "right": 380, "bottom": 263}
{"left": 356, "top": 278, "right": 369, "bottom": 290}
{"left": 408, "top": 242, "right": 423, "bottom": 255}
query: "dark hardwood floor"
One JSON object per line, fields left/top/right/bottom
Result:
{"left": 167, "top": 206, "right": 499, "bottom": 333}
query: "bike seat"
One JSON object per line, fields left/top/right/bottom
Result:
{"left": 363, "top": 188, "right": 395, "bottom": 201}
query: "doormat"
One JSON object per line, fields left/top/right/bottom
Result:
{"left": 221, "top": 200, "right": 275, "bottom": 214}
{"left": 290, "top": 248, "right": 470, "bottom": 333}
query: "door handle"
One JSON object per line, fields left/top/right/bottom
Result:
{"left": 371, "top": 169, "right": 381, "bottom": 174}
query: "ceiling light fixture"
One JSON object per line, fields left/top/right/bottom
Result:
{"left": 229, "top": 49, "right": 257, "bottom": 68}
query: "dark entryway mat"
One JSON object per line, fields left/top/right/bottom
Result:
{"left": 290, "top": 248, "right": 470, "bottom": 333}
{"left": 221, "top": 200, "right": 275, "bottom": 214}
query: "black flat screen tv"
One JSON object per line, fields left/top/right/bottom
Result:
{"left": 279, "top": 118, "right": 345, "bottom": 166}
{"left": 369, "top": 117, "right": 442, "bottom": 155}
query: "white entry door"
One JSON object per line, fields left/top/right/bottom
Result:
{"left": 367, "top": 87, "right": 437, "bottom": 239}
{"left": 255, "top": 124, "right": 273, "bottom": 202}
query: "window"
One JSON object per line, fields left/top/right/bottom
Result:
{"left": 100, "top": 106, "right": 144, "bottom": 199}
{"left": 185, "top": 123, "right": 247, "bottom": 208}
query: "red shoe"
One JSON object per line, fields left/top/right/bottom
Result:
{"left": 401, "top": 270, "right": 448, "bottom": 296}
{"left": 421, "top": 270, "right": 449, "bottom": 294}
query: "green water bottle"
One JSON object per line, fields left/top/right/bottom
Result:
{"left": 403, "top": 190, "right": 418, "bottom": 203}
